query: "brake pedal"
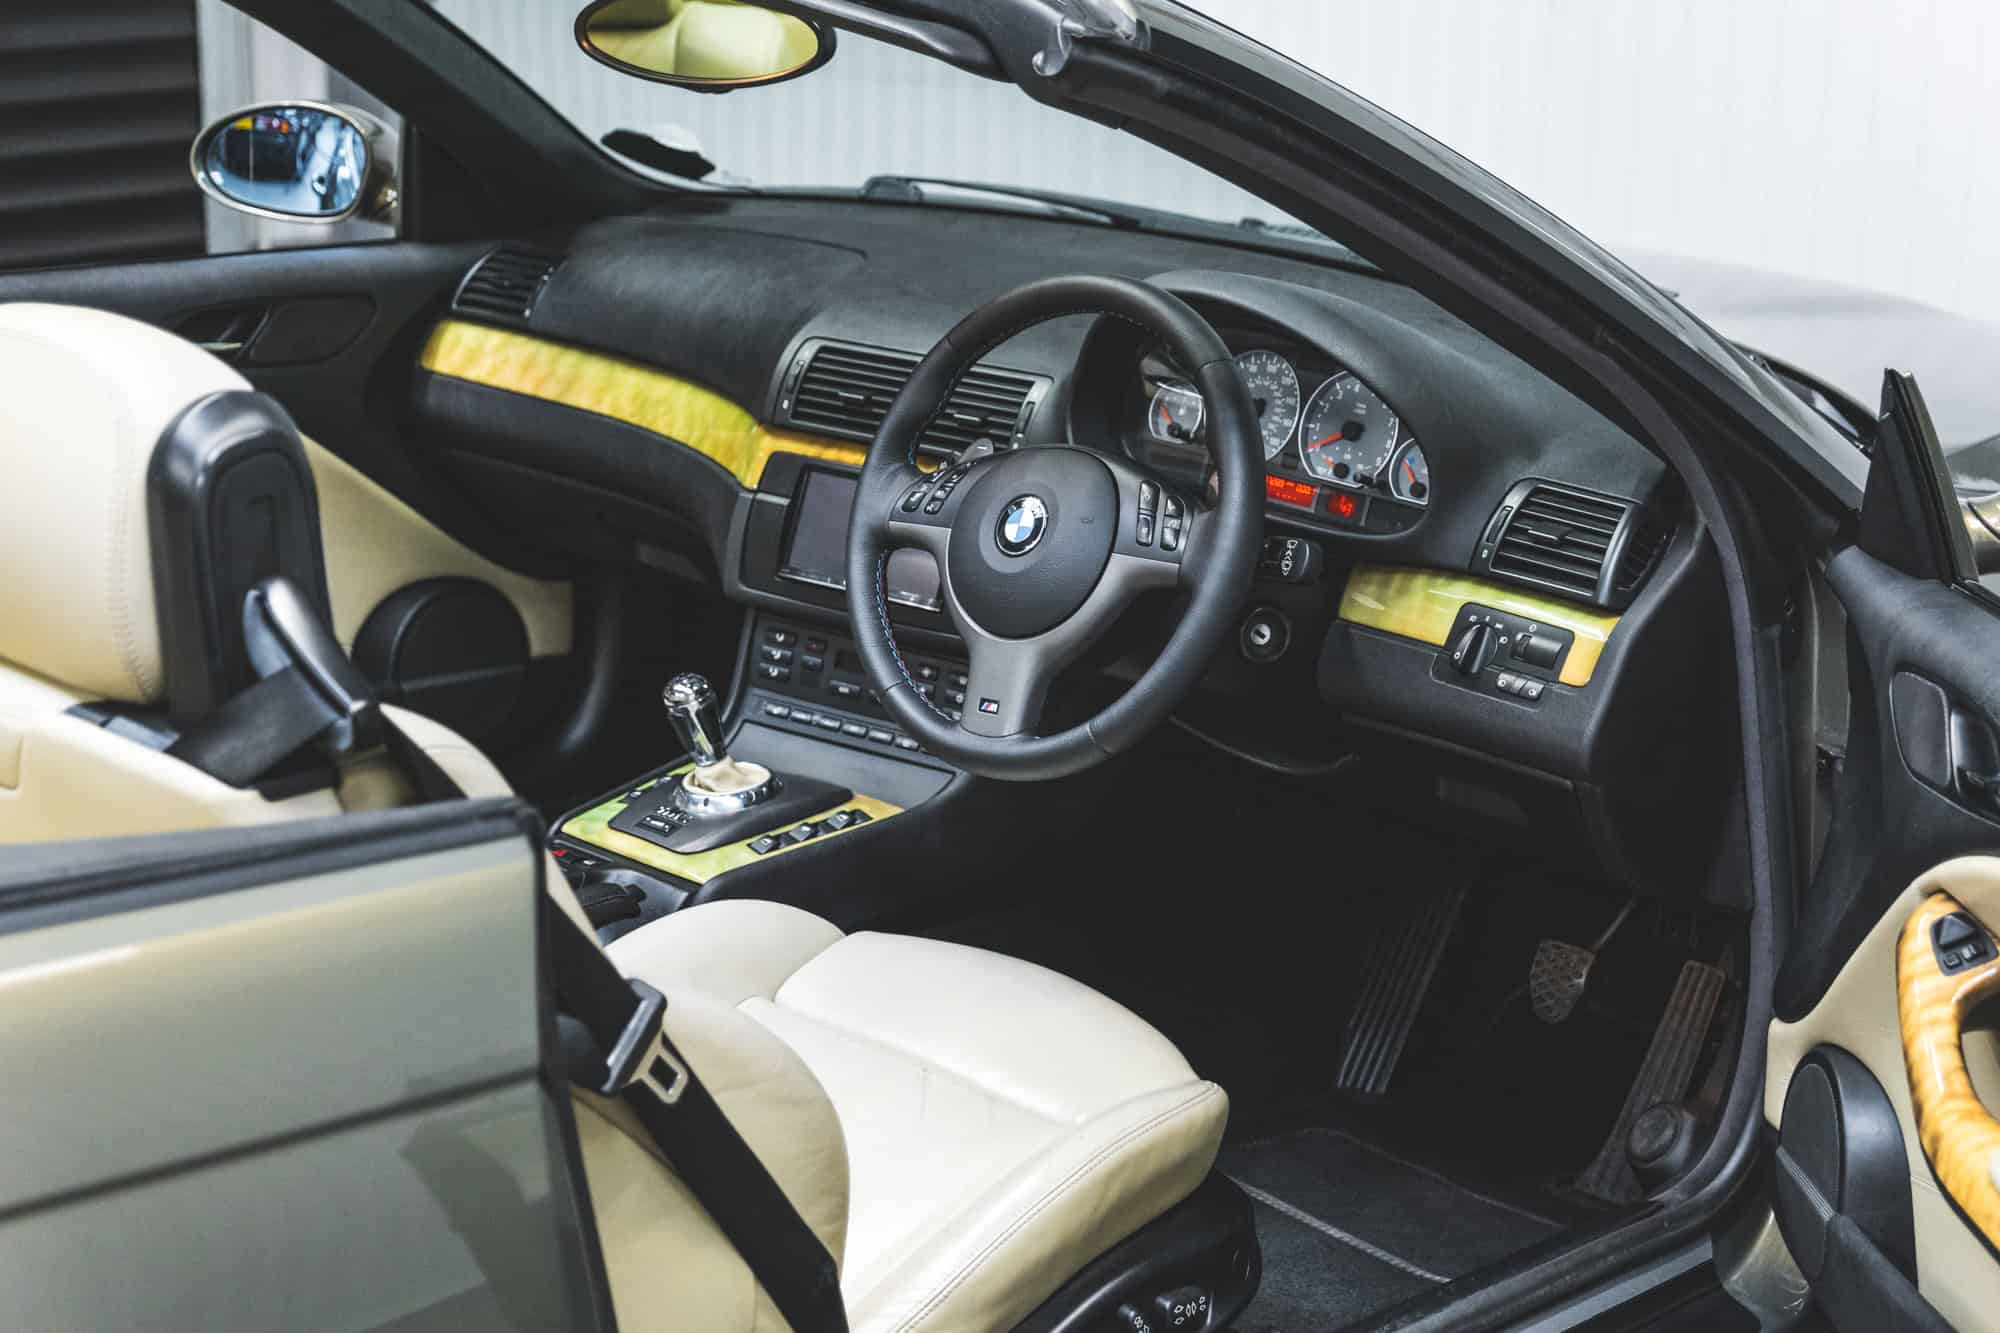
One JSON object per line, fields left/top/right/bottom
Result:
{"left": 1575, "top": 959, "right": 1727, "bottom": 1203}
{"left": 1529, "top": 898, "right": 1636, "bottom": 1024}
{"left": 1529, "top": 939, "right": 1596, "bottom": 1024}
{"left": 1333, "top": 883, "right": 1466, "bottom": 1100}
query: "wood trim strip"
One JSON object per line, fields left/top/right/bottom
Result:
{"left": 559, "top": 765, "right": 901, "bottom": 885}
{"left": 1336, "top": 564, "right": 1621, "bottom": 687}
{"left": 417, "top": 319, "right": 867, "bottom": 487}
{"left": 1898, "top": 890, "right": 2000, "bottom": 1251}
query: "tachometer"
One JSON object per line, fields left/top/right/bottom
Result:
{"left": 1148, "top": 382, "right": 1204, "bottom": 445}
{"left": 1389, "top": 440, "right": 1430, "bottom": 504}
{"left": 1234, "top": 349, "right": 1301, "bottom": 460}
{"left": 1298, "top": 372, "right": 1399, "bottom": 487}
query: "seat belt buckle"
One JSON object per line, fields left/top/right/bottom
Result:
{"left": 598, "top": 978, "right": 689, "bottom": 1105}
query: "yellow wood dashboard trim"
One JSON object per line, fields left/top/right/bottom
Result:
{"left": 1898, "top": 891, "right": 2000, "bottom": 1254}
{"left": 1336, "top": 564, "right": 1621, "bottom": 687}
{"left": 418, "top": 319, "right": 868, "bottom": 487}
{"left": 560, "top": 765, "right": 902, "bottom": 885}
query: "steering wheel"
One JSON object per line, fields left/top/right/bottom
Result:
{"left": 845, "top": 274, "right": 1263, "bottom": 780}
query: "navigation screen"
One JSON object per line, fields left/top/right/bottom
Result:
{"left": 779, "top": 469, "right": 943, "bottom": 613}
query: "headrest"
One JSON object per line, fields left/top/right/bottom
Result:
{"left": 0, "top": 304, "right": 251, "bottom": 704}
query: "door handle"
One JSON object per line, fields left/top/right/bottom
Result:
{"left": 174, "top": 305, "right": 267, "bottom": 362}
{"left": 1898, "top": 892, "right": 2000, "bottom": 1250}
{"left": 1952, "top": 711, "right": 2000, "bottom": 816}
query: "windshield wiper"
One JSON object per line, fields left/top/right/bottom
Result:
{"left": 859, "top": 175, "right": 1141, "bottom": 228}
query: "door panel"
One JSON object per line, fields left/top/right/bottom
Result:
{"left": 1767, "top": 856, "right": 2000, "bottom": 1332}
{"left": 305, "top": 432, "right": 572, "bottom": 658}
{"left": 1769, "top": 373, "right": 2000, "bottom": 1330}
{"left": 0, "top": 802, "right": 607, "bottom": 1332}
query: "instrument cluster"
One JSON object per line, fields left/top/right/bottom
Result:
{"left": 1130, "top": 339, "right": 1430, "bottom": 531}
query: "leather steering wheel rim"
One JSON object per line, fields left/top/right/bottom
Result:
{"left": 844, "top": 274, "right": 1263, "bottom": 780}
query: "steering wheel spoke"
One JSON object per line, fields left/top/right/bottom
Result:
{"left": 1100, "top": 451, "right": 1200, "bottom": 589}
{"left": 955, "top": 631, "right": 1053, "bottom": 738}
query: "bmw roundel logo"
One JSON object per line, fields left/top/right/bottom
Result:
{"left": 996, "top": 495, "right": 1049, "bottom": 556}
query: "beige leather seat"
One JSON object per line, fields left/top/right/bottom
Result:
{"left": 0, "top": 302, "right": 1229, "bottom": 1332}
{"left": 591, "top": 899, "right": 1226, "bottom": 1333}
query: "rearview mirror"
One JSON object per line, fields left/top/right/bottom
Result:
{"left": 574, "top": 0, "right": 834, "bottom": 89}
{"left": 190, "top": 102, "right": 397, "bottom": 224}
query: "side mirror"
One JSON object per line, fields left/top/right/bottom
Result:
{"left": 574, "top": 0, "right": 834, "bottom": 90}
{"left": 190, "top": 102, "right": 397, "bottom": 224}
{"left": 1963, "top": 492, "right": 2000, "bottom": 574}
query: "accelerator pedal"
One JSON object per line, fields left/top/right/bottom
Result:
{"left": 1333, "top": 882, "right": 1467, "bottom": 1100}
{"left": 1574, "top": 959, "right": 1727, "bottom": 1203}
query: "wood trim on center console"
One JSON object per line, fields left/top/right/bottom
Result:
{"left": 418, "top": 319, "right": 867, "bottom": 488}
{"left": 1337, "top": 564, "right": 1621, "bottom": 687}
{"left": 1898, "top": 890, "right": 2000, "bottom": 1253}
{"left": 560, "top": 764, "right": 901, "bottom": 885}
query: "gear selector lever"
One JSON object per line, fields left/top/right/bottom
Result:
{"left": 608, "top": 672, "right": 852, "bottom": 855}
{"left": 663, "top": 672, "right": 726, "bottom": 768}
{"left": 661, "top": 673, "right": 777, "bottom": 814}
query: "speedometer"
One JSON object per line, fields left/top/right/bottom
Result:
{"left": 1298, "top": 372, "right": 1399, "bottom": 487}
{"left": 1234, "top": 349, "right": 1300, "bottom": 460}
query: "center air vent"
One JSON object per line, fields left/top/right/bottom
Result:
{"left": 778, "top": 338, "right": 1050, "bottom": 459}
{"left": 1475, "top": 480, "right": 1668, "bottom": 609}
{"left": 452, "top": 246, "right": 562, "bottom": 323}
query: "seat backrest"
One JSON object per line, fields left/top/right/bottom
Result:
{"left": 0, "top": 302, "right": 850, "bottom": 1332}
{"left": 0, "top": 303, "right": 417, "bottom": 839}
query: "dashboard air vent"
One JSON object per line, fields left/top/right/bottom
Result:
{"left": 1611, "top": 509, "right": 1673, "bottom": 596}
{"left": 453, "top": 246, "right": 562, "bottom": 323}
{"left": 779, "top": 339, "right": 1049, "bottom": 459}
{"left": 1477, "top": 480, "right": 1661, "bottom": 609}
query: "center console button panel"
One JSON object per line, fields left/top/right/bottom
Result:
{"left": 753, "top": 615, "right": 967, "bottom": 752}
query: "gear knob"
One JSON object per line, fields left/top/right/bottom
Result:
{"left": 662, "top": 672, "right": 725, "bottom": 768}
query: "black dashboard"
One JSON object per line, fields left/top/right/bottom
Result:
{"left": 408, "top": 196, "right": 1729, "bottom": 903}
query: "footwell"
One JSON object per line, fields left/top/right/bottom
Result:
{"left": 1222, "top": 1127, "right": 1562, "bottom": 1331}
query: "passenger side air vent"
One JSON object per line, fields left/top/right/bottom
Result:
{"left": 1475, "top": 480, "right": 1663, "bottom": 609}
{"left": 452, "top": 246, "right": 562, "bottom": 323}
{"left": 777, "top": 338, "right": 1050, "bottom": 459}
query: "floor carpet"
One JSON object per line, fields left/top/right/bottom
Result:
{"left": 1221, "top": 1127, "right": 1564, "bottom": 1331}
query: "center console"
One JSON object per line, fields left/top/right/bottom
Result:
{"left": 549, "top": 608, "right": 968, "bottom": 935}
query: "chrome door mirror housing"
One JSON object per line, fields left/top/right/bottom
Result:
{"left": 190, "top": 101, "right": 398, "bottom": 225}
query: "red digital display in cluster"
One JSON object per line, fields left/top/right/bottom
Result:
{"left": 1265, "top": 475, "right": 1317, "bottom": 508}
{"left": 1328, "top": 491, "right": 1360, "bottom": 520}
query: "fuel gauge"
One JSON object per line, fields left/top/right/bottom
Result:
{"left": 1389, "top": 440, "right": 1430, "bottom": 505}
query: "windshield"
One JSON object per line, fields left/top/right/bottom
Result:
{"left": 435, "top": 1, "right": 2000, "bottom": 490}
{"left": 430, "top": 3, "right": 1338, "bottom": 254}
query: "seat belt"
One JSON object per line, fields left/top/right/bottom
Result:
{"left": 544, "top": 895, "right": 851, "bottom": 1333}
{"left": 172, "top": 579, "right": 848, "bottom": 1329}
{"left": 172, "top": 576, "right": 852, "bottom": 1328}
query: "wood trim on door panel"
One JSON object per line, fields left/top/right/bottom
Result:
{"left": 418, "top": 320, "right": 867, "bottom": 488}
{"left": 1899, "top": 890, "right": 2000, "bottom": 1252}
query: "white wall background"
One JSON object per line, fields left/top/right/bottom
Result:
{"left": 1214, "top": 0, "right": 2000, "bottom": 321}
